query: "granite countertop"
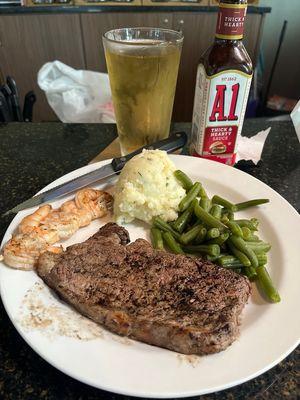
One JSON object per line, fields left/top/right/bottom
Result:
{"left": 0, "top": 5, "right": 271, "bottom": 14}
{"left": 0, "top": 119, "right": 299, "bottom": 399}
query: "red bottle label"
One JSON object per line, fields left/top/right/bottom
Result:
{"left": 216, "top": 3, "right": 247, "bottom": 40}
{"left": 191, "top": 66, "right": 252, "bottom": 165}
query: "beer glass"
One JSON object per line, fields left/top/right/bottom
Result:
{"left": 103, "top": 28, "right": 183, "bottom": 155}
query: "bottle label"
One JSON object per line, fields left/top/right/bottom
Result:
{"left": 216, "top": 3, "right": 247, "bottom": 40}
{"left": 191, "top": 65, "right": 252, "bottom": 165}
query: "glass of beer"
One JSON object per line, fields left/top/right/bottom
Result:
{"left": 103, "top": 27, "right": 183, "bottom": 155}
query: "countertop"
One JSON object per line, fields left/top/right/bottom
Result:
{"left": 0, "top": 119, "right": 299, "bottom": 399}
{"left": 0, "top": 5, "right": 271, "bottom": 14}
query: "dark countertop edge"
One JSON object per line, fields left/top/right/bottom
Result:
{"left": 0, "top": 5, "right": 272, "bottom": 14}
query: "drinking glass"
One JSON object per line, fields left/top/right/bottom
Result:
{"left": 103, "top": 27, "right": 183, "bottom": 155}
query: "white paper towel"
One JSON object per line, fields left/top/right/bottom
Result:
{"left": 236, "top": 127, "right": 271, "bottom": 164}
{"left": 291, "top": 99, "right": 300, "bottom": 142}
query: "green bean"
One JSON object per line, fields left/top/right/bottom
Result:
{"left": 217, "top": 255, "right": 244, "bottom": 268}
{"left": 206, "top": 255, "right": 220, "bottom": 262}
{"left": 207, "top": 232, "right": 229, "bottom": 245}
{"left": 257, "top": 253, "right": 268, "bottom": 265}
{"left": 174, "top": 170, "right": 193, "bottom": 191}
{"left": 195, "top": 226, "right": 207, "bottom": 244}
{"left": 162, "top": 232, "right": 184, "bottom": 255}
{"left": 212, "top": 195, "right": 237, "bottom": 212}
{"left": 210, "top": 204, "right": 222, "bottom": 219}
{"left": 235, "top": 199, "right": 270, "bottom": 211}
{"left": 226, "top": 220, "right": 243, "bottom": 237}
{"left": 218, "top": 253, "right": 267, "bottom": 269}
{"left": 206, "top": 228, "right": 220, "bottom": 240}
{"left": 221, "top": 215, "right": 230, "bottom": 224}
{"left": 245, "top": 233, "right": 260, "bottom": 242}
{"left": 227, "top": 241, "right": 251, "bottom": 266}
{"left": 153, "top": 217, "right": 181, "bottom": 241}
{"left": 250, "top": 218, "right": 259, "bottom": 229}
{"left": 241, "top": 226, "right": 251, "bottom": 239}
{"left": 150, "top": 228, "right": 164, "bottom": 250}
{"left": 256, "top": 266, "right": 281, "bottom": 303}
{"left": 246, "top": 241, "right": 271, "bottom": 254}
{"left": 179, "top": 182, "right": 202, "bottom": 212}
{"left": 199, "top": 186, "right": 208, "bottom": 198}
{"left": 234, "top": 219, "right": 258, "bottom": 231}
{"left": 183, "top": 244, "right": 220, "bottom": 257}
{"left": 228, "top": 235, "right": 259, "bottom": 268}
{"left": 180, "top": 225, "right": 204, "bottom": 245}
{"left": 194, "top": 202, "right": 228, "bottom": 230}
{"left": 173, "top": 200, "right": 196, "bottom": 233}
{"left": 226, "top": 211, "right": 234, "bottom": 220}
{"left": 200, "top": 196, "right": 211, "bottom": 212}
{"left": 244, "top": 266, "right": 257, "bottom": 281}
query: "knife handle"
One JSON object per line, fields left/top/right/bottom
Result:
{"left": 111, "top": 131, "right": 188, "bottom": 172}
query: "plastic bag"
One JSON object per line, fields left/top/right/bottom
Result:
{"left": 38, "top": 61, "right": 115, "bottom": 123}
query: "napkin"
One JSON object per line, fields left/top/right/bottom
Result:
{"left": 291, "top": 99, "right": 300, "bottom": 142}
{"left": 235, "top": 127, "right": 271, "bottom": 165}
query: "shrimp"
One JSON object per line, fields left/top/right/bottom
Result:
{"left": 41, "top": 211, "right": 80, "bottom": 240}
{"left": 60, "top": 200, "right": 92, "bottom": 227}
{"left": 19, "top": 204, "right": 52, "bottom": 234}
{"left": 33, "top": 226, "right": 60, "bottom": 245}
{"left": 3, "top": 233, "right": 48, "bottom": 270}
{"left": 3, "top": 233, "right": 62, "bottom": 271}
{"left": 75, "top": 188, "right": 113, "bottom": 219}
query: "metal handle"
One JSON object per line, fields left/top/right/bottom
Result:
{"left": 112, "top": 131, "right": 188, "bottom": 172}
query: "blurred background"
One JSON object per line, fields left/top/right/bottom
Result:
{"left": 0, "top": 0, "right": 299, "bottom": 122}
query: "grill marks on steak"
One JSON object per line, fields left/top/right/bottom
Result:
{"left": 37, "top": 223, "right": 251, "bottom": 355}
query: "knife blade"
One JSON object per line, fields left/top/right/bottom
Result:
{"left": 4, "top": 131, "right": 187, "bottom": 216}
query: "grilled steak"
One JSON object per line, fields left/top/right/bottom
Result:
{"left": 37, "top": 222, "right": 251, "bottom": 355}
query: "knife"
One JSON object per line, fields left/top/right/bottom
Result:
{"left": 4, "top": 131, "right": 187, "bottom": 216}
{"left": 7, "top": 76, "right": 23, "bottom": 122}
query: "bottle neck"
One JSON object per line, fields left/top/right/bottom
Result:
{"left": 215, "top": 2, "right": 248, "bottom": 41}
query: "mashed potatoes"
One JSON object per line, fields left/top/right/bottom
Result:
{"left": 114, "top": 150, "right": 185, "bottom": 224}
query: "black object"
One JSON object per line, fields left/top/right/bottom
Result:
{"left": 0, "top": 91, "right": 12, "bottom": 122}
{"left": 6, "top": 76, "right": 23, "bottom": 121}
{"left": 0, "top": 84, "right": 14, "bottom": 120}
{"left": 23, "top": 91, "right": 36, "bottom": 122}
{"left": 262, "top": 20, "right": 288, "bottom": 112}
{"left": 111, "top": 131, "right": 187, "bottom": 171}
{"left": 235, "top": 159, "right": 260, "bottom": 173}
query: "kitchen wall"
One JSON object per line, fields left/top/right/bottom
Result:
{"left": 259, "top": 0, "right": 300, "bottom": 100}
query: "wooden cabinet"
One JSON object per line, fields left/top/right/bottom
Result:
{"left": 172, "top": 12, "right": 217, "bottom": 121}
{"left": 81, "top": 11, "right": 264, "bottom": 122}
{"left": 0, "top": 15, "right": 85, "bottom": 121}
{"left": 0, "top": 10, "right": 265, "bottom": 122}
{"left": 81, "top": 12, "right": 173, "bottom": 73}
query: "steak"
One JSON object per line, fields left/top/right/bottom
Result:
{"left": 37, "top": 222, "right": 251, "bottom": 355}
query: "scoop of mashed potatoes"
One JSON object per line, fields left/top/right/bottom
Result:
{"left": 114, "top": 150, "right": 185, "bottom": 224}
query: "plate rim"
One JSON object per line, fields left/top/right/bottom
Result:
{"left": 1, "top": 154, "right": 300, "bottom": 398}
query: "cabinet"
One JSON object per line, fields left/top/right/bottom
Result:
{"left": 0, "top": 15, "right": 85, "bottom": 121}
{"left": 81, "top": 12, "right": 173, "bottom": 73}
{"left": 81, "top": 11, "right": 263, "bottom": 122}
{"left": 0, "top": 11, "right": 265, "bottom": 122}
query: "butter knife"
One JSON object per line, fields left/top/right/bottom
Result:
{"left": 4, "top": 132, "right": 187, "bottom": 215}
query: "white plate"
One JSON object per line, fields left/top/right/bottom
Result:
{"left": 1, "top": 155, "right": 300, "bottom": 398}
